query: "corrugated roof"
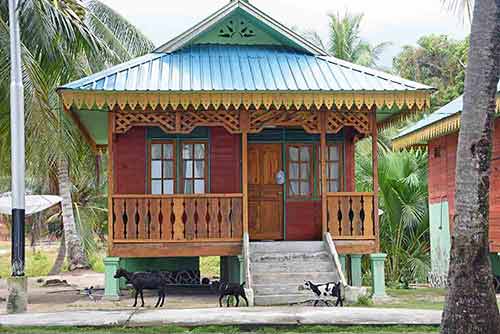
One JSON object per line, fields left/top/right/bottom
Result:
{"left": 60, "top": 44, "right": 432, "bottom": 92}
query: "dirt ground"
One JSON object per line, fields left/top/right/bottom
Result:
{"left": 0, "top": 271, "right": 219, "bottom": 314}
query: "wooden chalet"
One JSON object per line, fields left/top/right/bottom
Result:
{"left": 393, "top": 83, "right": 500, "bottom": 288}
{"left": 59, "top": 0, "right": 432, "bottom": 303}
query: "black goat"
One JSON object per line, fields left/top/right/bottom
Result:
{"left": 114, "top": 268, "right": 167, "bottom": 307}
{"left": 300, "top": 280, "right": 343, "bottom": 307}
{"left": 211, "top": 280, "right": 249, "bottom": 307}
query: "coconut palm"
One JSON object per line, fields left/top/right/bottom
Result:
{"left": 357, "top": 132, "right": 430, "bottom": 285}
{"left": 439, "top": 0, "right": 500, "bottom": 332}
{"left": 0, "top": 0, "right": 153, "bottom": 270}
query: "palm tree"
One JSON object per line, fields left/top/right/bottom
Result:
{"left": 0, "top": 0, "right": 153, "bottom": 270}
{"left": 357, "top": 132, "right": 430, "bottom": 285}
{"left": 327, "top": 12, "right": 391, "bottom": 68}
{"left": 440, "top": 0, "right": 500, "bottom": 332}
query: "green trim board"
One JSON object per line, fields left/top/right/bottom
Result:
{"left": 74, "top": 109, "right": 108, "bottom": 145}
{"left": 429, "top": 201, "right": 451, "bottom": 276}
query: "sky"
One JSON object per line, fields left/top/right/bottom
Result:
{"left": 100, "top": 0, "right": 470, "bottom": 68}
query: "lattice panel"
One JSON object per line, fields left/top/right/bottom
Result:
{"left": 326, "top": 111, "right": 371, "bottom": 134}
{"left": 114, "top": 110, "right": 241, "bottom": 134}
{"left": 115, "top": 112, "right": 176, "bottom": 134}
{"left": 249, "top": 109, "right": 320, "bottom": 134}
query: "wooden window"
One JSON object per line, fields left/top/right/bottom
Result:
{"left": 326, "top": 144, "right": 343, "bottom": 192}
{"left": 181, "top": 142, "right": 207, "bottom": 194}
{"left": 150, "top": 141, "right": 175, "bottom": 195}
{"left": 287, "top": 144, "right": 313, "bottom": 197}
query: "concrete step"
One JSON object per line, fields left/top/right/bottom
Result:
{"left": 252, "top": 272, "right": 339, "bottom": 285}
{"left": 253, "top": 283, "right": 312, "bottom": 296}
{"left": 254, "top": 294, "right": 316, "bottom": 306}
{"left": 251, "top": 260, "right": 334, "bottom": 273}
{"left": 249, "top": 241, "right": 324, "bottom": 253}
{"left": 251, "top": 251, "right": 330, "bottom": 263}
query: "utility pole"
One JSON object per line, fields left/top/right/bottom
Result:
{"left": 7, "top": 0, "right": 27, "bottom": 314}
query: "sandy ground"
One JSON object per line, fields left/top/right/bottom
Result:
{"left": 0, "top": 271, "right": 218, "bottom": 314}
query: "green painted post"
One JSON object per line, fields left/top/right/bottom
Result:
{"left": 370, "top": 253, "right": 387, "bottom": 298}
{"left": 238, "top": 255, "right": 245, "bottom": 284}
{"left": 350, "top": 254, "right": 363, "bottom": 287}
{"left": 103, "top": 256, "right": 121, "bottom": 300}
{"left": 339, "top": 255, "right": 346, "bottom": 277}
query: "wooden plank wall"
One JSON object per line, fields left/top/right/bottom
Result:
{"left": 210, "top": 127, "right": 241, "bottom": 193}
{"left": 113, "top": 127, "right": 147, "bottom": 194}
{"left": 428, "top": 120, "right": 500, "bottom": 252}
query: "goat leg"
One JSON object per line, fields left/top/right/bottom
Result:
{"left": 140, "top": 290, "right": 145, "bottom": 307}
{"left": 226, "top": 295, "right": 231, "bottom": 307}
{"left": 160, "top": 290, "right": 166, "bottom": 307}
{"left": 242, "top": 295, "right": 249, "bottom": 307}
{"left": 235, "top": 295, "right": 240, "bottom": 307}
{"left": 154, "top": 290, "right": 161, "bottom": 308}
{"left": 219, "top": 295, "right": 224, "bottom": 307}
{"left": 132, "top": 290, "right": 139, "bottom": 307}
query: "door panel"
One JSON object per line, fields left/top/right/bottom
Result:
{"left": 248, "top": 144, "right": 283, "bottom": 240}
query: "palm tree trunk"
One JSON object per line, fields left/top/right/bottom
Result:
{"left": 48, "top": 233, "right": 65, "bottom": 275}
{"left": 441, "top": 0, "right": 500, "bottom": 333}
{"left": 57, "top": 158, "right": 89, "bottom": 271}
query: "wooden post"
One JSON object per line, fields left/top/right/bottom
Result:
{"left": 320, "top": 110, "right": 328, "bottom": 235}
{"left": 371, "top": 111, "right": 380, "bottom": 252}
{"left": 241, "top": 109, "right": 249, "bottom": 235}
{"left": 107, "top": 112, "right": 114, "bottom": 254}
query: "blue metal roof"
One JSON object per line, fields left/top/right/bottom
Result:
{"left": 395, "top": 81, "right": 500, "bottom": 140}
{"left": 60, "top": 44, "right": 432, "bottom": 92}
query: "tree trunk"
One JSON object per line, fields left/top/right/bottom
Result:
{"left": 441, "top": 0, "right": 500, "bottom": 333}
{"left": 48, "top": 233, "right": 65, "bottom": 275}
{"left": 57, "top": 158, "right": 89, "bottom": 271}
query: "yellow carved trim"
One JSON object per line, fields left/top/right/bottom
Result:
{"left": 393, "top": 96, "right": 500, "bottom": 150}
{"left": 59, "top": 90, "right": 431, "bottom": 112}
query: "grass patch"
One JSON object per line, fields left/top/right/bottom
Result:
{"left": 0, "top": 325, "right": 440, "bottom": 334}
{"left": 200, "top": 256, "right": 220, "bottom": 279}
{"left": 0, "top": 247, "right": 60, "bottom": 278}
{"left": 380, "top": 288, "right": 445, "bottom": 310}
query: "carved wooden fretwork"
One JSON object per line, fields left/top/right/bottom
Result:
{"left": 249, "top": 109, "right": 320, "bottom": 134}
{"left": 113, "top": 109, "right": 371, "bottom": 135}
{"left": 326, "top": 111, "right": 370, "bottom": 134}
{"left": 114, "top": 110, "right": 240, "bottom": 134}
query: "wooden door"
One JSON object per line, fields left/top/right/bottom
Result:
{"left": 248, "top": 144, "right": 284, "bottom": 240}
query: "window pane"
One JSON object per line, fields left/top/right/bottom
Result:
{"left": 163, "top": 180, "right": 174, "bottom": 194}
{"left": 300, "top": 163, "right": 309, "bottom": 180}
{"left": 328, "top": 180, "right": 339, "bottom": 192}
{"left": 183, "top": 144, "right": 193, "bottom": 159}
{"left": 184, "top": 160, "right": 193, "bottom": 178}
{"left": 151, "top": 160, "right": 162, "bottom": 178}
{"left": 163, "top": 144, "right": 173, "bottom": 159}
{"left": 151, "top": 144, "right": 162, "bottom": 159}
{"left": 300, "top": 146, "right": 310, "bottom": 161}
{"left": 289, "top": 163, "right": 299, "bottom": 179}
{"left": 289, "top": 147, "right": 299, "bottom": 161}
{"left": 329, "top": 146, "right": 339, "bottom": 160}
{"left": 194, "top": 180, "right": 205, "bottom": 193}
{"left": 300, "top": 181, "right": 310, "bottom": 195}
{"left": 151, "top": 180, "right": 162, "bottom": 194}
{"left": 184, "top": 180, "right": 193, "bottom": 193}
{"left": 289, "top": 181, "right": 299, "bottom": 195}
{"left": 194, "top": 161, "right": 204, "bottom": 178}
{"left": 163, "top": 161, "right": 174, "bottom": 179}
{"left": 329, "top": 162, "right": 339, "bottom": 179}
{"left": 194, "top": 144, "right": 205, "bottom": 159}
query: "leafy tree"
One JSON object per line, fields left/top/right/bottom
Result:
{"left": 393, "top": 35, "right": 469, "bottom": 108}
{"left": 0, "top": 0, "right": 153, "bottom": 270}
{"left": 357, "top": 131, "right": 430, "bottom": 285}
{"left": 440, "top": 0, "right": 500, "bottom": 332}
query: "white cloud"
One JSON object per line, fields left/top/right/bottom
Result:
{"left": 101, "top": 0, "right": 469, "bottom": 67}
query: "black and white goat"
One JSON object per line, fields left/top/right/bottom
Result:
{"left": 114, "top": 268, "right": 167, "bottom": 308}
{"left": 211, "top": 280, "right": 249, "bottom": 307}
{"left": 300, "top": 280, "right": 343, "bottom": 307}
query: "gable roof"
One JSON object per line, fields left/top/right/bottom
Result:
{"left": 393, "top": 81, "right": 500, "bottom": 149}
{"left": 155, "top": 0, "right": 327, "bottom": 56}
{"left": 60, "top": 44, "right": 432, "bottom": 92}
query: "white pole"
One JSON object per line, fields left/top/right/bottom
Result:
{"left": 9, "top": 0, "right": 26, "bottom": 277}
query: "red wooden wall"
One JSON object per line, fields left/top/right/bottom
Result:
{"left": 428, "top": 120, "right": 500, "bottom": 252}
{"left": 210, "top": 127, "right": 241, "bottom": 193}
{"left": 113, "top": 127, "right": 147, "bottom": 194}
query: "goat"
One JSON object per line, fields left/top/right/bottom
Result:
{"left": 300, "top": 280, "right": 343, "bottom": 307}
{"left": 211, "top": 280, "right": 248, "bottom": 307}
{"left": 114, "top": 268, "right": 167, "bottom": 307}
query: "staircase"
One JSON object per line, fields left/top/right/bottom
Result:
{"left": 249, "top": 241, "right": 341, "bottom": 306}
